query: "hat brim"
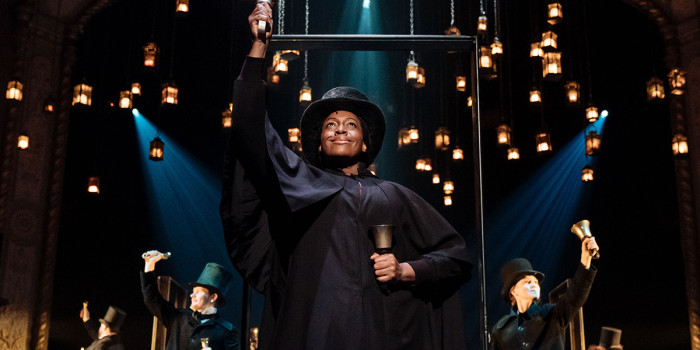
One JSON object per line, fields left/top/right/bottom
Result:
{"left": 189, "top": 282, "right": 226, "bottom": 306}
{"left": 500, "top": 270, "right": 545, "bottom": 302}
{"left": 301, "top": 97, "right": 385, "bottom": 167}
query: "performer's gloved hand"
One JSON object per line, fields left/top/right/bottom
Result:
{"left": 142, "top": 250, "right": 164, "bottom": 273}
{"left": 580, "top": 237, "right": 599, "bottom": 269}
{"left": 248, "top": 1, "right": 273, "bottom": 58}
{"left": 370, "top": 253, "right": 415, "bottom": 283}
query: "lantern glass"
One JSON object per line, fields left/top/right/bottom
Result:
{"left": 668, "top": 68, "right": 686, "bottom": 95}
{"left": 406, "top": 60, "right": 419, "bottom": 82}
{"left": 161, "top": 82, "right": 178, "bottom": 105}
{"left": 119, "top": 90, "right": 133, "bottom": 109}
{"left": 542, "top": 51, "right": 562, "bottom": 79}
{"left": 672, "top": 134, "right": 689, "bottom": 155}
{"left": 414, "top": 67, "right": 426, "bottom": 88}
{"left": 432, "top": 173, "right": 441, "bottom": 184}
{"left": 288, "top": 128, "right": 301, "bottom": 143}
{"left": 479, "top": 46, "right": 493, "bottom": 69}
{"left": 477, "top": 15, "right": 488, "bottom": 34}
{"left": 456, "top": 76, "right": 467, "bottom": 92}
{"left": 467, "top": 96, "right": 473, "bottom": 108}
{"left": 398, "top": 127, "right": 411, "bottom": 148}
{"left": 131, "top": 82, "right": 142, "bottom": 95}
{"left": 408, "top": 127, "right": 419, "bottom": 143}
{"left": 585, "top": 131, "right": 602, "bottom": 156}
{"left": 72, "top": 83, "right": 93, "bottom": 106}
{"left": 423, "top": 159, "right": 432, "bottom": 172}
{"left": 586, "top": 106, "right": 599, "bottom": 122}
{"left": 453, "top": 147, "right": 464, "bottom": 160}
{"left": 496, "top": 124, "right": 511, "bottom": 146}
{"left": 435, "top": 127, "right": 451, "bottom": 150}
{"left": 529, "top": 89, "right": 542, "bottom": 103}
{"left": 6, "top": 80, "right": 23, "bottom": 101}
{"left": 541, "top": 31, "right": 558, "bottom": 50}
{"left": 581, "top": 165, "right": 594, "bottom": 182}
{"left": 176, "top": 0, "right": 189, "bottom": 13}
{"left": 491, "top": 40, "right": 503, "bottom": 57}
{"left": 547, "top": 3, "right": 563, "bottom": 25}
{"left": 507, "top": 147, "right": 520, "bottom": 160}
{"left": 445, "top": 26, "right": 461, "bottom": 36}
{"left": 17, "top": 134, "right": 29, "bottom": 149}
{"left": 43, "top": 99, "right": 56, "bottom": 113}
{"left": 267, "top": 67, "right": 280, "bottom": 85}
{"left": 415, "top": 158, "right": 426, "bottom": 171}
{"left": 221, "top": 105, "right": 233, "bottom": 128}
{"left": 149, "top": 137, "right": 165, "bottom": 161}
{"left": 444, "top": 195, "right": 453, "bottom": 206}
{"left": 443, "top": 181, "right": 454, "bottom": 195}
{"left": 273, "top": 53, "right": 288, "bottom": 74}
{"left": 87, "top": 177, "right": 100, "bottom": 194}
{"left": 535, "top": 132, "right": 552, "bottom": 153}
{"left": 280, "top": 50, "right": 300, "bottom": 60}
{"left": 299, "top": 83, "right": 312, "bottom": 102}
{"left": 646, "top": 77, "right": 665, "bottom": 100}
{"left": 530, "top": 42, "right": 543, "bottom": 58}
{"left": 564, "top": 81, "right": 581, "bottom": 103}
{"left": 143, "top": 42, "right": 159, "bottom": 68}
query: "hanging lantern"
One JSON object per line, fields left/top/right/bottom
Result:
{"left": 496, "top": 124, "right": 511, "bottom": 146}
{"left": 477, "top": 15, "right": 488, "bottom": 35}
{"left": 529, "top": 88, "right": 542, "bottom": 104}
{"left": 585, "top": 130, "right": 602, "bottom": 156}
{"left": 131, "top": 82, "right": 142, "bottom": 96}
{"left": 646, "top": 76, "right": 665, "bottom": 101}
{"left": 149, "top": 137, "right": 165, "bottom": 161}
{"left": 542, "top": 51, "right": 562, "bottom": 80}
{"left": 221, "top": 103, "right": 233, "bottom": 129}
{"left": 408, "top": 126, "right": 419, "bottom": 143}
{"left": 581, "top": 165, "right": 594, "bottom": 182}
{"left": 398, "top": 127, "right": 411, "bottom": 148}
{"left": 467, "top": 96, "right": 473, "bottom": 108}
{"left": 547, "top": 2, "right": 563, "bottom": 25}
{"left": 119, "top": 90, "right": 133, "bottom": 109}
{"left": 535, "top": 132, "right": 552, "bottom": 153}
{"left": 280, "top": 50, "right": 301, "bottom": 60}
{"left": 87, "top": 177, "right": 100, "bottom": 194}
{"left": 491, "top": 39, "right": 503, "bottom": 58}
{"left": 443, "top": 181, "right": 454, "bottom": 195}
{"left": 453, "top": 146, "right": 464, "bottom": 160}
{"left": 564, "top": 81, "right": 581, "bottom": 104}
{"left": 530, "top": 42, "right": 543, "bottom": 58}
{"left": 415, "top": 158, "right": 426, "bottom": 171}
{"left": 72, "top": 83, "right": 93, "bottom": 106}
{"left": 176, "top": 0, "right": 189, "bottom": 13}
{"left": 5, "top": 80, "right": 23, "bottom": 101}
{"left": 43, "top": 98, "right": 56, "bottom": 113}
{"left": 435, "top": 126, "right": 451, "bottom": 150}
{"left": 405, "top": 58, "right": 426, "bottom": 88}
{"left": 668, "top": 68, "right": 686, "bottom": 95}
{"left": 288, "top": 128, "right": 301, "bottom": 143}
{"left": 432, "top": 173, "right": 441, "bottom": 184}
{"left": 273, "top": 52, "right": 288, "bottom": 74}
{"left": 456, "top": 76, "right": 467, "bottom": 92}
{"left": 541, "top": 31, "right": 558, "bottom": 50}
{"left": 444, "top": 195, "right": 453, "bottom": 206}
{"left": 507, "top": 147, "right": 520, "bottom": 160}
{"left": 143, "top": 42, "right": 159, "bottom": 68}
{"left": 479, "top": 46, "right": 493, "bottom": 69}
{"left": 445, "top": 26, "right": 461, "bottom": 36}
{"left": 672, "top": 133, "right": 689, "bottom": 156}
{"left": 17, "top": 133, "right": 29, "bottom": 149}
{"left": 249, "top": 327, "right": 259, "bottom": 350}
{"left": 585, "top": 106, "right": 599, "bottom": 123}
{"left": 299, "top": 82, "right": 312, "bottom": 102}
{"left": 267, "top": 67, "right": 280, "bottom": 85}
{"left": 423, "top": 159, "right": 432, "bottom": 172}
{"left": 161, "top": 81, "right": 178, "bottom": 105}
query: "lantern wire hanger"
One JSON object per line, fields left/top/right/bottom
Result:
{"left": 299, "top": 0, "right": 312, "bottom": 104}
{"left": 477, "top": 0, "right": 487, "bottom": 35}
{"left": 645, "top": 20, "right": 665, "bottom": 102}
{"left": 490, "top": 0, "right": 502, "bottom": 60}
{"left": 162, "top": 0, "right": 180, "bottom": 106}
{"left": 562, "top": 0, "right": 580, "bottom": 105}
{"left": 581, "top": 0, "right": 598, "bottom": 123}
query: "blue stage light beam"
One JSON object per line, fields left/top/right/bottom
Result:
{"left": 484, "top": 117, "right": 606, "bottom": 319}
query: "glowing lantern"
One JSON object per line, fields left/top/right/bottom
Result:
{"left": 221, "top": 103, "right": 233, "bottom": 129}
{"left": 477, "top": 15, "right": 488, "bottom": 35}
{"left": 497, "top": 124, "right": 511, "bottom": 146}
{"left": 432, "top": 173, "right": 441, "bottom": 184}
{"left": 585, "top": 131, "right": 602, "bottom": 156}
{"left": 672, "top": 134, "right": 689, "bottom": 156}
{"left": 541, "top": 31, "right": 558, "bottom": 50}
{"left": 149, "top": 137, "right": 164, "bottom": 161}
{"left": 585, "top": 106, "right": 599, "bottom": 123}
{"left": 491, "top": 39, "right": 503, "bottom": 57}
{"left": 72, "top": 83, "right": 93, "bottom": 106}
{"left": 143, "top": 42, "right": 159, "bottom": 68}
{"left": 161, "top": 81, "right": 178, "bottom": 105}
{"left": 267, "top": 67, "right": 280, "bottom": 85}
{"left": 467, "top": 96, "right": 473, "bottom": 108}
{"left": 435, "top": 127, "right": 451, "bottom": 150}
{"left": 542, "top": 51, "right": 562, "bottom": 80}
{"left": 507, "top": 147, "right": 520, "bottom": 160}
{"left": 456, "top": 76, "right": 467, "bottom": 92}
{"left": 119, "top": 90, "right": 133, "bottom": 109}
{"left": 408, "top": 126, "right": 419, "bottom": 143}
{"left": 176, "top": 0, "right": 189, "bottom": 13}
{"left": 273, "top": 52, "right": 288, "bottom": 74}
{"left": 565, "top": 81, "right": 581, "bottom": 104}
{"left": 453, "top": 147, "right": 464, "bottom": 160}
{"left": 443, "top": 181, "right": 454, "bottom": 195}
{"left": 17, "top": 134, "right": 29, "bottom": 149}
{"left": 6, "top": 80, "right": 23, "bottom": 101}
{"left": 87, "top": 177, "right": 100, "bottom": 194}
{"left": 530, "top": 88, "right": 542, "bottom": 104}
{"left": 479, "top": 46, "right": 493, "bottom": 69}
{"left": 536, "top": 132, "right": 552, "bottom": 153}
{"left": 415, "top": 158, "right": 426, "bottom": 171}
{"left": 398, "top": 127, "right": 411, "bottom": 148}
{"left": 581, "top": 165, "right": 594, "bottom": 182}
{"left": 530, "top": 42, "right": 543, "bottom": 58}
{"left": 43, "top": 98, "right": 56, "bottom": 113}
{"left": 444, "top": 195, "right": 453, "bottom": 206}
{"left": 131, "top": 82, "right": 142, "bottom": 96}
{"left": 646, "top": 77, "right": 665, "bottom": 101}
{"left": 288, "top": 128, "right": 301, "bottom": 143}
{"left": 299, "top": 82, "right": 312, "bottom": 102}
{"left": 668, "top": 68, "right": 686, "bottom": 95}
{"left": 547, "top": 2, "right": 563, "bottom": 25}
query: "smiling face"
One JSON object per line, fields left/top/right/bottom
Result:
{"left": 319, "top": 111, "right": 367, "bottom": 160}
{"left": 510, "top": 274, "right": 541, "bottom": 305}
{"left": 189, "top": 286, "right": 217, "bottom": 312}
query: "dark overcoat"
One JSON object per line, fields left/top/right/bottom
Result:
{"left": 220, "top": 57, "right": 473, "bottom": 350}
{"left": 490, "top": 264, "right": 596, "bottom": 350}
{"left": 140, "top": 271, "right": 240, "bottom": 350}
{"left": 83, "top": 319, "right": 124, "bottom": 350}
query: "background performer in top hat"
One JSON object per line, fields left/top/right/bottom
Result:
{"left": 80, "top": 304, "right": 126, "bottom": 350}
{"left": 141, "top": 251, "right": 240, "bottom": 350}
{"left": 490, "top": 237, "right": 599, "bottom": 350}
{"left": 219, "top": 3, "right": 472, "bottom": 349}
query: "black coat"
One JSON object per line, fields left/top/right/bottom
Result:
{"left": 140, "top": 271, "right": 240, "bottom": 350}
{"left": 83, "top": 319, "right": 124, "bottom": 350}
{"left": 490, "top": 264, "right": 596, "bottom": 350}
{"left": 221, "top": 57, "right": 472, "bottom": 350}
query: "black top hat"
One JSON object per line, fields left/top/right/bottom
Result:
{"left": 189, "top": 262, "right": 233, "bottom": 306}
{"left": 598, "top": 326, "right": 623, "bottom": 349}
{"left": 499, "top": 258, "right": 545, "bottom": 302}
{"left": 300, "top": 86, "right": 385, "bottom": 167}
{"left": 99, "top": 305, "right": 126, "bottom": 333}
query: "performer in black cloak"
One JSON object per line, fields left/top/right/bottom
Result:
{"left": 80, "top": 305, "right": 126, "bottom": 350}
{"left": 220, "top": 3, "right": 472, "bottom": 350}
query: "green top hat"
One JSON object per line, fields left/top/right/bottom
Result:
{"left": 99, "top": 305, "right": 126, "bottom": 333}
{"left": 189, "top": 262, "right": 233, "bottom": 306}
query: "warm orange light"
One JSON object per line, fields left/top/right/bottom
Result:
{"left": 507, "top": 147, "right": 520, "bottom": 160}
{"left": 586, "top": 106, "right": 599, "bottom": 123}
{"left": 564, "top": 81, "right": 580, "bottom": 103}
{"left": 288, "top": 128, "right": 301, "bottom": 143}
{"left": 6, "top": 80, "right": 23, "bottom": 101}
{"left": 72, "top": 83, "right": 93, "bottom": 106}
{"left": 453, "top": 147, "right": 464, "bottom": 160}
{"left": 17, "top": 134, "right": 29, "bottom": 149}
{"left": 535, "top": 132, "right": 552, "bottom": 153}
{"left": 497, "top": 124, "right": 511, "bottom": 146}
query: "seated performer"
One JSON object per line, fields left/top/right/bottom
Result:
{"left": 219, "top": 3, "right": 472, "bottom": 349}
{"left": 80, "top": 304, "right": 126, "bottom": 350}
{"left": 490, "top": 237, "right": 599, "bottom": 350}
{"left": 141, "top": 251, "right": 240, "bottom": 350}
